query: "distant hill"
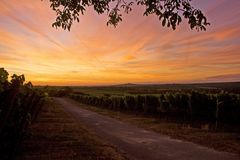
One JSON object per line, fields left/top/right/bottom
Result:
{"left": 112, "top": 82, "right": 240, "bottom": 90}
{"left": 114, "top": 83, "right": 138, "bottom": 87}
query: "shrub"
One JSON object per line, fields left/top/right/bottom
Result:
{"left": 136, "top": 95, "right": 145, "bottom": 112}
{"left": 125, "top": 96, "right": 136, "bottom": 111}
{"left": 144, "top": 95, "right": 159, "bottom": 114}
{"left": 190, "top": 91, "right": 216, "bottom": 121}
{"left": 217, "top": 92, "right": 240, "bottom": 124}
{"left": 0, "top": 68, "right": 44, "bottom": 160}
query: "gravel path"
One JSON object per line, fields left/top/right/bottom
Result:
{"left": 54, "top": 97, "right": 239, "bottom": 160}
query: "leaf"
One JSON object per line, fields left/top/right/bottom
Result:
{"left": 162, "top": 18, "right": 166, "bottom": 27}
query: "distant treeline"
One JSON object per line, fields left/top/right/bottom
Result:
{"left": 0, "top": 68, "right": 45, "bottom": 160}
{"left": 69, "top": 91, "right": 240, "bottom": 130}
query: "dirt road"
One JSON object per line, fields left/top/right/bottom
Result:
{"left": 54, "top": 98, "right": 239, "bottom": 160}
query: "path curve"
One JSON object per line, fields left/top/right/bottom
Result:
{"left": 54, "top": 97, "right": 239, "bottom": 160}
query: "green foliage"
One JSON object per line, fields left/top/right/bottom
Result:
{"left": 125, "top": 96, "right": 136, "bottom": 110}
{"left": 47, "top": 0, "right": 210, "bottom": 31}
{"left": 163, "top": 93, "right": 190, "bottom": 118}
{"left": 136, "top": 95, "right": 145, "bottom": 112}
{"left": 158, "top": 94, "right": 170, "bottom": 113}
{"left": 69, "top": 90, "right": 240, "bottom": 129}
{"left": 144, "top": 95, "right": 159, "bottom": 114}
{"left": 190, "top": 91, "right": 216, "bottom": 121}
{"left": 56, "top": 86, "right": 73, "bottom": 97}
{"left": 217, "top": 92, "right": 240, "bottom": 124}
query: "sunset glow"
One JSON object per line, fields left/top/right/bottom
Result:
{"left": 0, "top": 0, "right": 240, "bottom": 85}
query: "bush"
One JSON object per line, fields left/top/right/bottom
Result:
{"left": 144, "top": 95, "right": 159, "bottom": 114}
{"left": 69, "top": 89, "right": 240, "bottom": 127}
{"left": 136, "top": 95, "right": 145, "bottom": 112}
{"left": 125, "top": 96, "right": 136, "bottom": 111}
{"left": 0, "top": 68, "right": 44, "bottom": 160}
{"left": 56, "top": 86, "right": 73, "bottom": 97}
{"left": 158, "top": 94, "right": 170, "bottom": 114}
{"left": 189, "top": 91, "right": 216, "bottom": 121}
{"left": 217, "top": 92, "right": 240, "bottom": 124}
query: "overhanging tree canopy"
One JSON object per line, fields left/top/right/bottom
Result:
{"left": 47, "top": 0, "right": 210, "bottom": 31}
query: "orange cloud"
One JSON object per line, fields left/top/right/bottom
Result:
{"left": 0, "top": 0, "right": 240, "bottom": 85}
{"left": 123, "top": 54, "right": 136, "bottom": 61}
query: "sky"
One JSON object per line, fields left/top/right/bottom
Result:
{"left": 0, "top": 0, "right": 240, "bottom": 86}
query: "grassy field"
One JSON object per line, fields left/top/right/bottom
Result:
{"left": 38, "top": 81, "right": 240, "bottom": 96}
{"left": 73, "top": 82, "right": 240, "bottom": 95}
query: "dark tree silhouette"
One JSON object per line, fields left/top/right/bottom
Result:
{"left": 0, "top": 68, "right": 44, "bottom": 160}
{"left": 47, "top": 0, "right": 210, "bottom": 31}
